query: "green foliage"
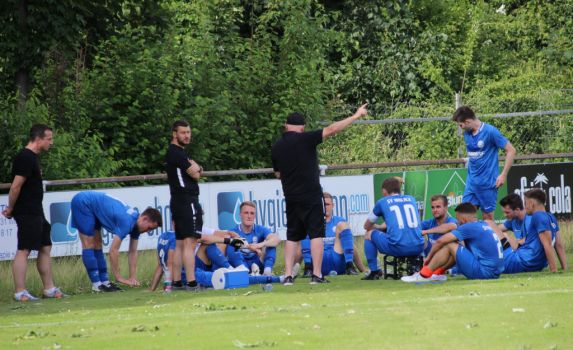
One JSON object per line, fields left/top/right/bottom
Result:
{"left": 1, "top": 0, "right": 573, "bottom": 184}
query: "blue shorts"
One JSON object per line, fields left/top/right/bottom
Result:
{"left": 371, "top": 231, "right": 424, "bottom": 257}
{"left": 463, "top": 186, "right": 497, "bottom": 214}
{"left": 503, "top": 248, "right": 544, "bottom": 274}
{"left": 455, "top": 245, "right": 499, "bottom": 279}
{"left": 321, "top": 249, "right": 346, "bottom": 275}
{"left": 71, "top": 193, "right": 100, "bottom": 236}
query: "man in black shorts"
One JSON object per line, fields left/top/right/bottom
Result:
{"left": 2, "top": 124, "right": 65, "bottom": 301}
{"left": 271, "top": 104, "right": 368, "bottom": 285}
{"left": 165, "top": 120, "right": 204, "bottom": 291}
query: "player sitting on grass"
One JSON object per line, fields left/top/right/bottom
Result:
{"left": 402, "top": 202, "right": 504, "bottom": 283}
{"left": 227, "top": 201, "right": 281, "bottom": 276}
{"left": 421, "top": 194, "right": 458, "bottom": 257}
{"left": 150, "top": 229, "right": 295, "bottom": 291}
{"left": 362, "top": 177, "right": 424, "bottom": 280}
{"left": 71, "top": 191, "right": 162, "bottom": 292}
{"left": 502, "top": 189, "right": 567, "bottom": 274}
{"left": 150, "top": 227, "right": 246, "bottom": 291}
{"left": 498, "top": 193, "right": 530, "bottom": 247}
{"left": 301, "top": 192, "right": 365, "bottom": 277}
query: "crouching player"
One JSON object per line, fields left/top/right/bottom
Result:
{"left": 503, "top": 189, "right": 567, "bottom": 274}
{"left": 150, "top": 227, "right": 246, "bottom": 292}
{"left": 301, "top": 192, "right": 364, "bottom": 277}
{"left": 71, "top": 191, "right": 162, "bottom": 292}
{"left": 402, "top": 202, "right": 504, "bottom": 283}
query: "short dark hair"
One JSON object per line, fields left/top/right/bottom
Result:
{"left": 172, "top": 119, "right": 190, "bottom": 132}
{"left": 142, "top": 207, "right": 162, "bottom": 227}
{"left": 240, "top": 201, "right": 256, "bottom": 211}
{"left": 452, "top": 106, "right": 476, "bottom": 122}
{"left": 499, "top": 193, "right": 524, "bottom": 210}
{"left": 430, "top": 194, "right": 448, "bottom": 207}
{"left": 382, "top": 177, "right": 402, "bottom": 195}
{"left": 454, "top": 202, "right": 477, "bottom": 215}
{"left": 524, "top": 189, "right": 546, "bottom": 205}
{"left": 29, "top": 124, "right": 52, "bottom": 142}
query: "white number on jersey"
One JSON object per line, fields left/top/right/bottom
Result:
{"left": 492, "top": 233, "right": 503, "bottom": 259}
{"left": 389, "top": 204, "right": 419, "bottom": 229}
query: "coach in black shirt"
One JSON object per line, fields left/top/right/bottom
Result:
{"left": 2, "top": 124, "right": 64, "bottom": 301}
{"left": 271, "top": 104, "right": 368, "bottom": 285}
{"left": 165, "top": 120, "right": 203, "bottom": 291}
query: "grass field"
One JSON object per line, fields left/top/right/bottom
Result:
{"left": 1, "top": 223, "right": 572, "bottom": 349}
{"left": 1, "top": 269, "right": 572, "bottom": 350}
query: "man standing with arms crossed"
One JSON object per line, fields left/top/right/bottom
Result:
{"left": 452, "top": 106, "right": 516, "bottom": 220}
{"left": 165, "top": 120, "right": 204, "bottom": 291}
{"left": 2, "top": 124, "right": 65, "bottom": 301}
{"left": 272, "top": 104, "right": 368, "bottom": 285}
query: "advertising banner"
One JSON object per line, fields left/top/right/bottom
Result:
{"left": 507, "top": 163, "right": 572, "bottom": 219}
{"left": 0, "top": 175, "right": 374, "bottom": 261}
{"left": 373, "top": 168, "right": 508, "bottom": 221}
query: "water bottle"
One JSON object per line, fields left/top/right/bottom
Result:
{"left": 262, "top": 283, "right": 273, "bottom": 292}
{"left": 329, "top": 270, "right": 338, "bottom": 276}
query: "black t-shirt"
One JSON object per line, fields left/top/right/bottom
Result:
{"left": 12, "top": 148, "right": 44, "bottom": 215}
{"left": 271, "top": 129, "right": 323, "bottom": 202}
{"left": 165, "top": 143, "right": 199, "bottom": 196}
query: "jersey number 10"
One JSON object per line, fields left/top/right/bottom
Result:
{"left": 389, "top": 204, "right": 419, "bottom": 229}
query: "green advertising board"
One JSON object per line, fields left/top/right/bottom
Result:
{"left": 372, "top": 168, "right": 507, "bottom": 221}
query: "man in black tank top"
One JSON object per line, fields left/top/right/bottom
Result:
{"left": 271, "top": 104, "right": 368, "bottom": 285}
{"left": 165, "top": 120, "right": 204, "bottom": 291}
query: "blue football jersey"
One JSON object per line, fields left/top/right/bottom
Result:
{"left": 157, "top": 231, "right": 176, "bottom": 267}
{"left": 452, "top": 221, "right": 504, "bottom": 275}
{"left": 81, "top": 191, "right": 140, "bottom": 240}
{"left": 503, "top": 215, "right": 532, "bottom": 240}
{"left": 323, "top": 216, "right": 347, "bottom": 250}
{"left": 421, "top": 216, "right": 457, "bottom": 244}
{"left": 547, "top": 212, "right": 560, "bottom": 245}
{"left": 232, "top": 224, "right": 272, "bottom": 260}
{"left": 515, "top": 211, "right": 554, "bottom": 270}
{"left": 370, "top": 194, "right": 423, "bottom": 247}
{"left": 464, "top": 123, "right": 508, "bottom": 188}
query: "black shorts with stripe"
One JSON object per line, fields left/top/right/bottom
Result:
{"left": 170, "top": 194, "right": 203, "bottom": 240}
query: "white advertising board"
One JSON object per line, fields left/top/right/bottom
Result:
{"left": 0, "top": 175, "right": 374, "bottom": 261}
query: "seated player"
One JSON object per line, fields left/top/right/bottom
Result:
{"left": 363, "top": 177, "right": 424, "bottom": 280}
{"left": 503, "top": 189, "right": 567, "bottom": 274}
{"left": 499, "top": 193, "right": 530, "bottom": 248}
{"left": 301, "top": 192, "right": 365, "bottom": 277}
{"left": 402, "top": 202, "right": 504, "bottom": 283}
{"left": 228, "top": 201, "right": 280, "bottom": 276}
{"left": 422, "top": 194, "right": 458, "bottom": 256}
{"left": 150, "top": 229, "right": 294, "bottom": 291}
{"left": 71, "top": 191, "right": 162, "bottom": 292}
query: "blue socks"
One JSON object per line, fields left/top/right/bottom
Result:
{"left": 301, "top": 236, "right": 312, "bottom": 265}
{"left": 226, "top": 245, "right": 247, "bottom": 268}
{"left": 93, "top": 249, "right": 109, "bottom": 283}
{"left": 82, "top": 249, "right": 100, "bottom": 283}
{"left": 263, "top": 246, "right": 276, "bottom": 269}
{"left": 339, "top": 229, "right": 354, "bottom": 263}
{"left": 206, "top": 244, "right": 231, "bottom": 269}
{"left": 364, "top": 239, "right": 380, "bottom": 272}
